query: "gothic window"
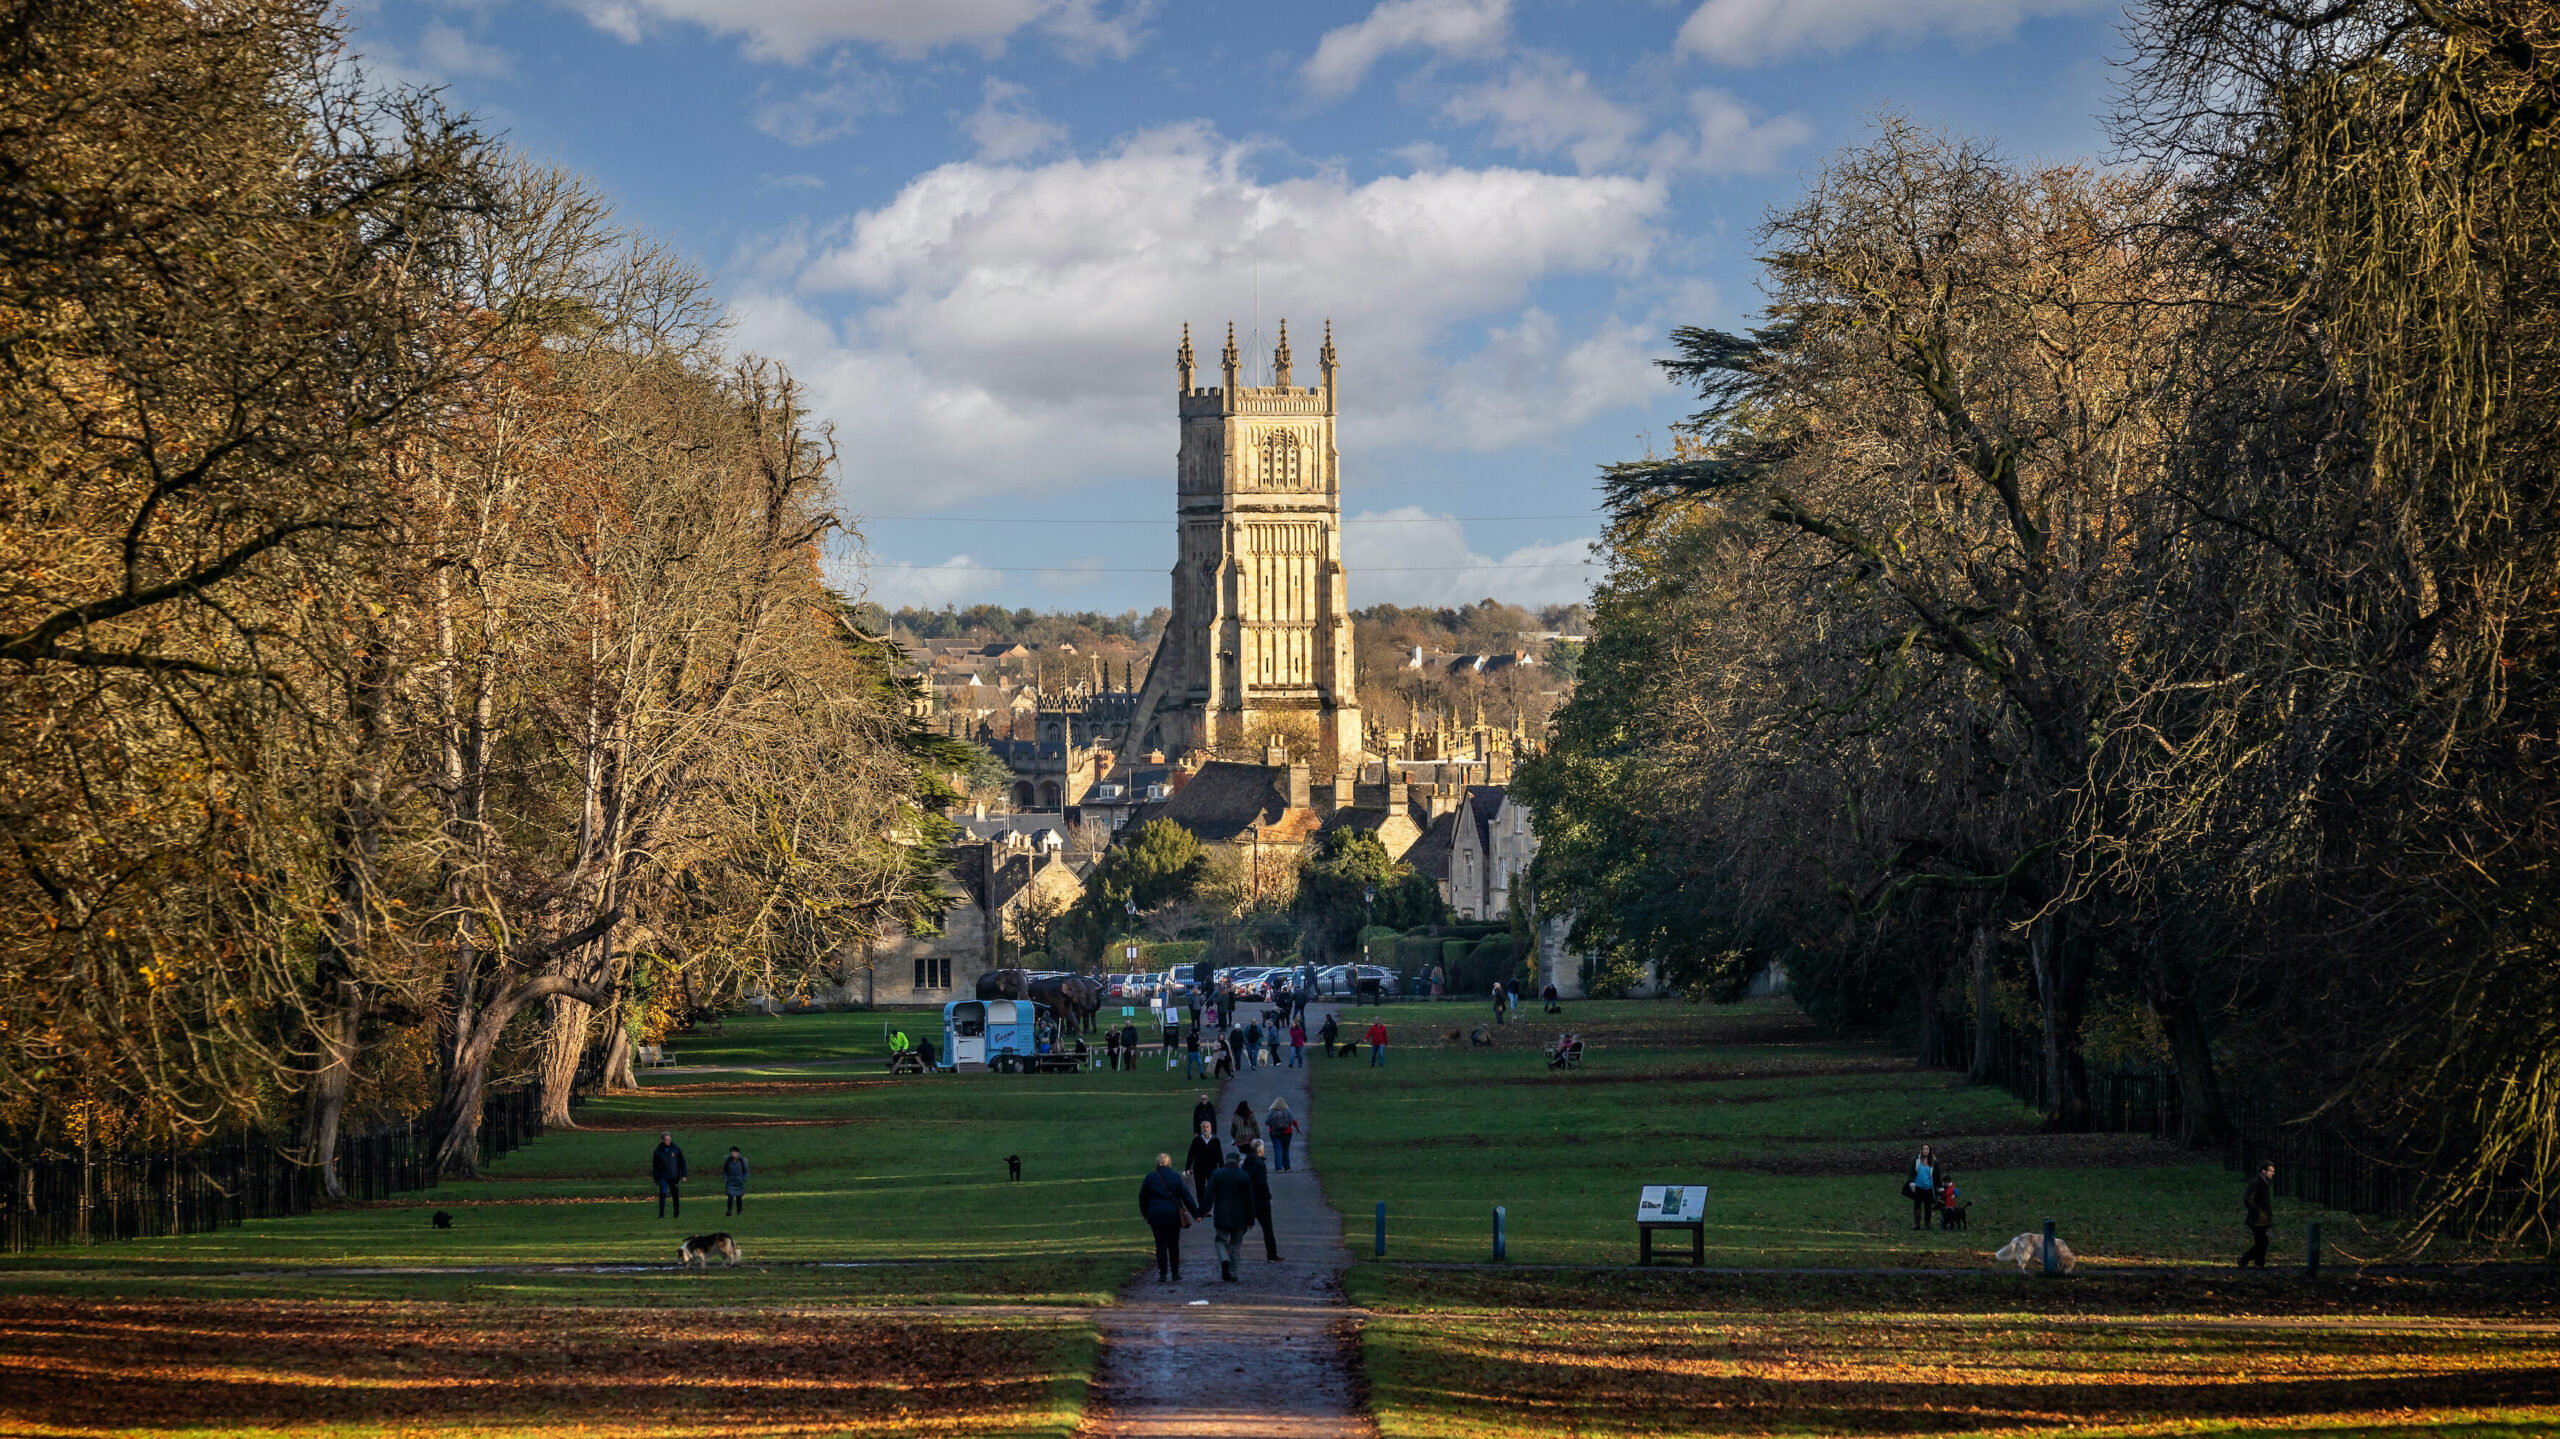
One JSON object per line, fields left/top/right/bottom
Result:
{"left": 1258, "top": 429, "right": 1304, "bottom": 489}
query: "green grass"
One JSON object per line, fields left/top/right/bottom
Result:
{"left": 1349, "top": 1265, "right": 2560, "bottom": 1438}
{"left": 3, "top": 1035, "right": 1204, "bottom": 1302}
{"left": 1307, "top": 997, "right": 2381, "bottom": 1268}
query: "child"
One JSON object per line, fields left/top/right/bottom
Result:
{"left": 722, "top": 1146, "right": 749, "bottom": 1216}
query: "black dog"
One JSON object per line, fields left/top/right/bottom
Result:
{"left": 430, "top": 1211, "right": 453, "bottom": 1229}
{"left": 1006, "top": 1154, "right": 1022, "bottom": 1181}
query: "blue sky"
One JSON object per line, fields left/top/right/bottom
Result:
{"left": 353, "top": 0, "right": 2125, "bottom": 613}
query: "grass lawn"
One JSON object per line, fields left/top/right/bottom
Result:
{"left": 1350, "top": 1266, "right": 2560, "bottom": 1438}
{"left": 1307, "top": 997, "right": 2377, "bottom": 1268}
{"left": 1317, "top": 997, "right": 2560, "bottom": 1437}
{"left": 0, "top": 1008, "right": 1201, "bottom": 1437}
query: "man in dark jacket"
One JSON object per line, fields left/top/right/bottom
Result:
{"left": 1206, "top": 1151, "right": 1257, "bottom": 1281}
{"left": 1138, "top": 1152, "right": 1202, "bottom": 1282}
{"left": 1185, "top": 1121, "right": 1221, "bottom": 1206}
{"left": 650, "top": 1132, "right": 687, "bottom": 1218}
{"left": 2240, "top": 1162, "right": 2275, "bottom": 1268}
{"left": 1243, "top": 1141, "right": 1279, "bottom": 1262}
{"left": 1192, "top": 1093, "right": 1217, "bottom": 1131}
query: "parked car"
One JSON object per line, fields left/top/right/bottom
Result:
{"left": 1157, "top": 968, "right": 1197, "bottom": 1002}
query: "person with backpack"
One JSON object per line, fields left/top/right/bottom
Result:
{"left": 1266, "top": 1098, "right": 1302, "bottom": 1171}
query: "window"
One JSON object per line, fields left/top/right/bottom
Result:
{"left": 1258, "top": 429, "right": 1304, "bottom": 488}
{"left": 913, "top": 957, "right": 952, "bottom": 989}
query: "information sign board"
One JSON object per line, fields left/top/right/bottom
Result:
{"left": 1636, "top": 1185, "right": 1707, "bottom": 1224}
{"left": 1121, "top": 1006, "right": 1136, "bottom": 1017}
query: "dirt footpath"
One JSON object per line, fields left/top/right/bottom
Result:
{"left": 1082, "top": 1003, "right": 1372, "bottom": 1439}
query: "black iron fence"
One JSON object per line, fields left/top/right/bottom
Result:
{"left": 0, "top": 1086, "right": 543, "bottom": 1252}
{"left": 1932, "top": 1021, "right": 2412, "bottom": 1221}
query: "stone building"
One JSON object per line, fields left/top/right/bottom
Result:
{"left": 846, "top": 833, "right": 1084, "bottom": 1008}
{"left": 1118, "top": 321, "right": 1362, "bottom": 773}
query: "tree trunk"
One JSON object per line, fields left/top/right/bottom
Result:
{"left": 601, "top": 1023, "right": 637, "bottom": 1092}
{"left": 2030, "top": 913, "right": 2093, "bottom": 1129}
{"left": 304, "top": 979, "right": 365, "bottom": 1200}
{"left": 1967, "top": 921, "right": 1996, "bottom": 1084}
{"left": 538, "top": 992, "right": 591, "bottom": 1128}
{"left": 2143, "top": 943, "right": 2230, "bottom": 1146}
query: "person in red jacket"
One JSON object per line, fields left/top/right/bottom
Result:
{"left": 1365, "top": 1019, "right": 1388, "bottom": 1067}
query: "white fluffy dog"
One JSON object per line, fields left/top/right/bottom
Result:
{"left": 1993, "top": 1232, "right": 2077, "bottom": 1272}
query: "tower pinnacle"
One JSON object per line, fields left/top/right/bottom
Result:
{"left": 1273, "top": 318, "right": 1293, "bottom": 387}
{"left": 1320, "top": 319, "right": 1337, "bottom": 392}
{"left": 1221, "top": 322, "right": 1239, "bottom": 390}
{"left": 1178, "top": 323, "right": 1195, "bottom": 391}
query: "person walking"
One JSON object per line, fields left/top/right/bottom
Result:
{"left": 1542, "top": 981, "right": 1561, "bottom": 1014}
{"left": 1266, "top": 1098, "right": 1300, "bottom": 1172}
{"left": 1184, "top": 1022, "right": 1204, "bottom": 1078}
{"left": 1366, "top": 1018, "right": 1389, "bottom": 1067}
{"left": 1905, "top": 1144, "right": 1939, "bottom": 1230}
{"left": 1230, "top": 1100, "right": 1262, "bottom": 1155}
{"left": 1288, "top": 1018, "right": 1307, "bottom": 1069}
{"left": 1192, "top": 1093, "right": 1218, "bottom": 1132}
{"left": 1139, "top": 1152, "right": 1202, "bottom": 1283}
{"left": 650, "top": 1132, "right": 687, "bottom": 1218}
{"left": 1244, "top": 1140, "right": 1280, "bottom": 1262}
{"left": 1319, "top": 1011, "right": 1342, "bottom": 1057}
{"left": 1185, "top": 1120, "right": 1221, "bottom": 1206}
{"left": 720, "top": 1146, "right": 748, "bottom": 1216}
{"left": 1492, "top": 980, "right": 1508, "bottom": 1026}
{"left": 1265, "top": 1022, "right": 1282, "bottom": 1068}
{"left": 2240, "top": 1162, "right": 2275, "bottom": 1268}
{"left": 1243, "top": 1018, "right": 1262, "bottom": 1070}
{"left": 1206, "top": 1150, "right": 1256, "bottom": 1281}
{"left": 1122, "top": 1020, "right": 1140, "bottom": 1070}
{"left": 1104, "top": 1027, "right": 1122, "bottom": 1073}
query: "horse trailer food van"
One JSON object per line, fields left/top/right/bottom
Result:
{"left": 940, "top": 998, "right": 1058, "bottom": 1073}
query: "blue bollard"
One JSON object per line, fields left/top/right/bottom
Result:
{"left": 1375, "top": 1202, "right": 1386, "bottom": 1258}
{"left": 2043, "top": 1218, "right": 2060, "bottom": 1277}
{"left": 1493, "top": 1205, "right": 1507, "bottom": 1261}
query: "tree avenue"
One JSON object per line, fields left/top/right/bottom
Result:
{"left": 1520, "top": 0, "right": 2559, "bottom": 1249}
{"left": 0, "top": 0, "right": 959, "bottom": 1187}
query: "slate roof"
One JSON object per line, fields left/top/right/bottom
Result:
{"left": 1123, "top": 760, "right": 1291, "bottom": 845}
{"left": 1465, "top": 784, "right": 1507, "bottom": 855}
{"left": 1406, "top": 811, "right": 1459, "bottom": 882}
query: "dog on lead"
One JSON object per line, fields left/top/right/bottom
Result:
{"left": 677, "top": 1232, "right": 742, "bottom": 1269}
{"left": 1006, "top": 1154, "right": 1022, "bottom": 1181}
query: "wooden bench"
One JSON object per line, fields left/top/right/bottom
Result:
{"left": 1545, "top": 1042, "right": 1585, "bottom": 1070}
{"left": 885, "top": 1052, "right": 926, "bottom": 1075}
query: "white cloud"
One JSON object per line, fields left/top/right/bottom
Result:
{"left": 561, "top": 0, "right": 1149, "bottom": 64}
{"left": 964, "top": 78, "right": 1068, "bottom": 161}
{"left": 1647, "top": 88, "right": 1814, "bottom": 175}
{"left": 1443, "top": 60, "right": 1810, "bottom": 178}
{"left": 1443, "top": 57, "right": 1643, "bottom": 173}
{"left": 760, "top": 173, "right": 828, "bottom": 190}
{"left": 1303, "top": 0, "right": 1510, "bottom": 100}
{"left": 1676, "top": 0, "right": 2113, "bottom": 66}
{"left": 832, "top": 549, "right": 1006, "bottom": 607}
{"left": 417, "top": 21, "right": 514, "bottom": 78}
{"left": 733, "top": 125, "right": 1667, "bottom": 511}
{"left": 754, "top": 72, "right": 897, "bottom": 146}
{"left": 1343, "top": 508, "right": 1598, "bottom": 607}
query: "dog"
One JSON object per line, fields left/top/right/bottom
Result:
{"left": 1006, "top": 1154, "right": 1022, "bottom": 1182}
{"left": 430, "top": 1210, "right": 453, "bottom": 1230}
{"left": 1993, "top": 1232, "right": 2074, "bottom": 1272}
{"left": 1940, "top": 1202, "right": 1969, "bottom": 1232}
{"left": 677, "top": 1232, "right": 742, "bottom": 1269}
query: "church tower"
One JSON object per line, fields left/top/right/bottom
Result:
{"left": 1119, "top": 319, "right": 1362, "bottom": 773}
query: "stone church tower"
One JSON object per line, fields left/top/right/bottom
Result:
{"left": 1117, "top": 319, "right": 1362, "bottom": 773}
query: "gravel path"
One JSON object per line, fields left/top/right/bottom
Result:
{"left": 1082, "top": 1002, "right": 1373, "bottom": 1439}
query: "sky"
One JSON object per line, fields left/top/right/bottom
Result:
{"left": 350, "top": 0, "right": 2128, "bottom": 613}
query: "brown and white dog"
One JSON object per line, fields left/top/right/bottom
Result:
{"left": 677, "top": 1232, "right": 742, "bottom": 1269}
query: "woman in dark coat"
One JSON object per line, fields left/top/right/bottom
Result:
{"left": 1138, "top": 1152, "right": 1202, "bottom": 1282}
{"left": 1185, "top": 1120, "right": 1221, "bottom": 1206}
{"left": 1229, "top": 1100, "right": 1261, "bottom": 1153}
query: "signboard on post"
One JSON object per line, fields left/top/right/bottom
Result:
{"left": 1636, "top": 1184, "right": 1708, "bottom": 1266}
{"left": 1125, "top": 944, "right": 1139, "bottom": 963}
{"left": 1121, "top": 1006, "right": 1135, "bottom": 1017}
{"left": 1636, "top": 1185, "right": 1707, "bottom": 1223}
